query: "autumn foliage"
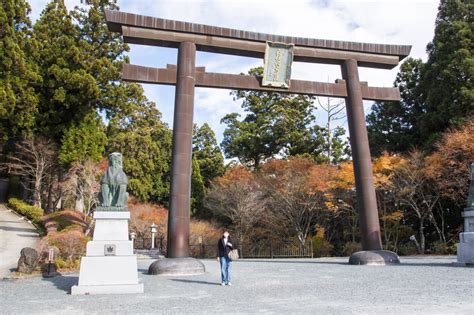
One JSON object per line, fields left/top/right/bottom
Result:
{"left": 426, "top": 120, "right": 474, "bottom": 204}
{"left": 206, "top": 120, "right": 472, "bottom": 256}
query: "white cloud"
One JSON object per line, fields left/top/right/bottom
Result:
{"left": 28, "top": 0, "right": 440, "bottom": 144}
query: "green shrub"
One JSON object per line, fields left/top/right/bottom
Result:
{"left": 342, "top": 242, "right": 362, "bottom": 256}
{"left": 54, "top": 257, "right": 80, "bottom": 270}
{"left": 396, "top": 242, "right": 418, "bottom": 256}
{"left": 310, "top": 226, "right": 334, "bottom": 257}
{"left": 430, "top": 241, "right": 457, "bottom": 255}
{"left": 7, "top": 198, "right": 44, "bottom": 224}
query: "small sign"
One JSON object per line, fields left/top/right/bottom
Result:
{"left": 104, "top": 244, "right": 116, "bottom": 256}
{"left": 48, "top": 248, "right": 55, "bottom": 262}
{"left": 262, "top": 41, "right": 294, "bottom": 89}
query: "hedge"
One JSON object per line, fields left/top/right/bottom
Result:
{"left": 7, "top": 198, "right": 44, "bottom": 223}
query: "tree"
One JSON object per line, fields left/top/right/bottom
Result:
{"left": 190, "top": 156, "right": 205, "bottom": 217}
{"left": 421, "top": 0, "right": 474, "bottom": 141}
{"left": 204, "top": 166, "right": 267, "bottom": 246}
{"left": 0, "top": 0, "right": 40, "bottom": 141}
{"left": 317, "top": 97, "right": 350, "bottom": 164}
{"left": 367, "top": 58, "right": 426, "bottom": 156}
{"left": 192, "top": 123, "right": 225, "bottom": 186}
{"left": 260, "top": 158, "right": 336, "bottom": 246}
{"left": 61, "top": 159, "right": 102, "bottom": 214}
{"left": 426, "top": 120, "right": 474, "bottom": 206}
{"left": 107, "top": 93, "right": 172, "bottom": 203}
{"left": 3, "top": 137, "right": 57, "bottom": 209}
{"left": 71, "top": 0, "right": 137, "bottom": 117}
{"left": 59, "top": 112, "right": 106, "bottom": 211}
{"left": 221, "top": 67, "right": 325, "bottom": 167}
{"left": 391, "top": 150, "right": 440, "bottom": 253}
{"left": 59, "top": 111, "right": 107, "bottom": 166}
{"left": 33, "top": 0, "right": 99, "bottom": 142}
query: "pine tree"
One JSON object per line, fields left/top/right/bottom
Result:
{"left": 33, "top": 0, "right": 99, "bottom": 141}
{"left": 191, "top": 156, "right": 205, "bottom": 217}
{"left": 221, "top": 67, "right": 325, "bottom": 167}
{"left": 71, "top": 0, "right": 133, "bottom": 116}
{"left": 421, "top": 0, "right": 473, "bottom": 142}
{"left": 106, "top": 90, "right": 172, "bottom": 203}
{"left": 0, "top": 0, "right": 40, "bottom": 140}
{"left": 59, "top": 111, "right": 107, "bottom": 165}
{"left": 192, "top": 123, "right": 225, "bottom": 186}
{"left": 367, "top": 58, "right": 426, "bottom": 155}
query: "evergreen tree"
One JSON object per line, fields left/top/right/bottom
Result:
{"left": 59, "top": 111, "right": 107, "bottom": 165}
{"left": 190, "top": 156, "right": 205, "bottom": 217}
{"left": 0, "top": 0, "right": 40, "bottom": 140}
{"left": 322, "top": 126, "right": 350, "bottom": 164}
{"left": 33, "top": 0, "right": 99, "bottom": 141}
{"left": 71, "top": 0, "right": 133, "bottom": 116}
{"left": 221, "top": 67, "right": 325, "bottom": 167}
{"left": 367, "top": 58, "right": 426, "bottom": 156}
{"left": 421, "top": 0, "right": 473, "bottom": 142}
{"left": 106, "top": 90, "right": 172, "bottom": 203}
{"left": 192, "top": 123, "right": 225, "bottom": 186}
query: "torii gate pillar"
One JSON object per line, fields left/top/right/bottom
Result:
{"left": 149, "top": 42, "right": 206, "bottom": 275}
{"left": 343, "top": 59, "right": 399, "bottom": 265}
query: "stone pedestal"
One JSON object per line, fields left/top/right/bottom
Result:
{"left": 457, "top": 208, "right": 474, "bottom": 266}
{"left": 71, "top": 211, "right": 144, "bottom": 295}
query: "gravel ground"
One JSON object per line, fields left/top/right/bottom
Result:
{"left": 0, "top": 256, "right": 473, "bottom": 314}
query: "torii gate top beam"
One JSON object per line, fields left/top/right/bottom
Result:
{"left": 105, "top": 10, "right": 411, "bottom": 70}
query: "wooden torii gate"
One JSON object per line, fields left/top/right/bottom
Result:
{"left": 105, "top": 10, "right": 411, "bottom": 270}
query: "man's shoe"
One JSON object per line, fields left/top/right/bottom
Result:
{"left": 227, "top": 282, "right": 232, "bottom": 286}
{"left": 221, "top": 282, "right": 226, "bottom": 286}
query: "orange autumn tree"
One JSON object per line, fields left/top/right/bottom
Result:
{"left": 391, "top": 150, "right": 441, "bottom": 253}
{"left": 426, "top": 120, "right": 474, "bottom": 206}
{"left": 204, "top": 166, "right": 267, "bottom": 246}
{"left": 330, "top": 160, "right": 359, "bottom": 243}
{"left": 372, "top": 153, "right": 410, "bottom": 251}
{"left": 129, "top": 198, "right": 168, "bottom": 242}
{"left": 331, "top": 154, "right": 409, "bottom": 250}
{"left": 259, "top": 158, "right": 336, "bottom": 246}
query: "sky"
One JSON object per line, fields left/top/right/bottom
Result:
{"left": 29, "top": 0, "right": 440, "bottom": 144}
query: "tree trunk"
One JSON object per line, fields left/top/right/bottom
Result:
{"left": 46, "top": 179, "right": 53, "bottom": 214}
{"left": 298, "top": 231, "right": 306, "bottom": 247}
{"left": 56, "top": 168, "right": 63, "bottom": 211}
{"left": 75, "top": 183, "right": 84, "bottom": 213}
{"left": 419, "top": 218, "right": 425, "bottom": 254}
{"left": 33, "top": 177, "right": 42, "bottom": 209}
{"left": 327, "top": 117, "right": 332, "bottom": 164}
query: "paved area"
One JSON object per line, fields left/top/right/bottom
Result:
{"left": 0, "top": 256, "right": 473, "bottom": 314}
{"left": 0, "top": 205, "right": 39, "bottom": 278}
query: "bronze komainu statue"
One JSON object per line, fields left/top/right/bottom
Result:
{"left": 98, "top": 152, "right": 128, "bottom": 210}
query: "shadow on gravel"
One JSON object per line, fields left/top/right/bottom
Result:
{"left": 170, "top": 279, "right": 220, "bottom": 286}
{"left": 395, "top": 262, "right": 465, "bottom": 268}
{"left": 42, "top": 275, "right": 78, "bottom": 294}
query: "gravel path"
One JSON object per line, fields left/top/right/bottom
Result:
{"left": 0, "top": 204, "right": 39, "bottom": 278}
{"left": 0, "top": 256, "right": 473, "bottom": 314}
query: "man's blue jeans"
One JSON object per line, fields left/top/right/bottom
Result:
{"left": 219, "top": 256, "right": 232, "bottom": 284}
